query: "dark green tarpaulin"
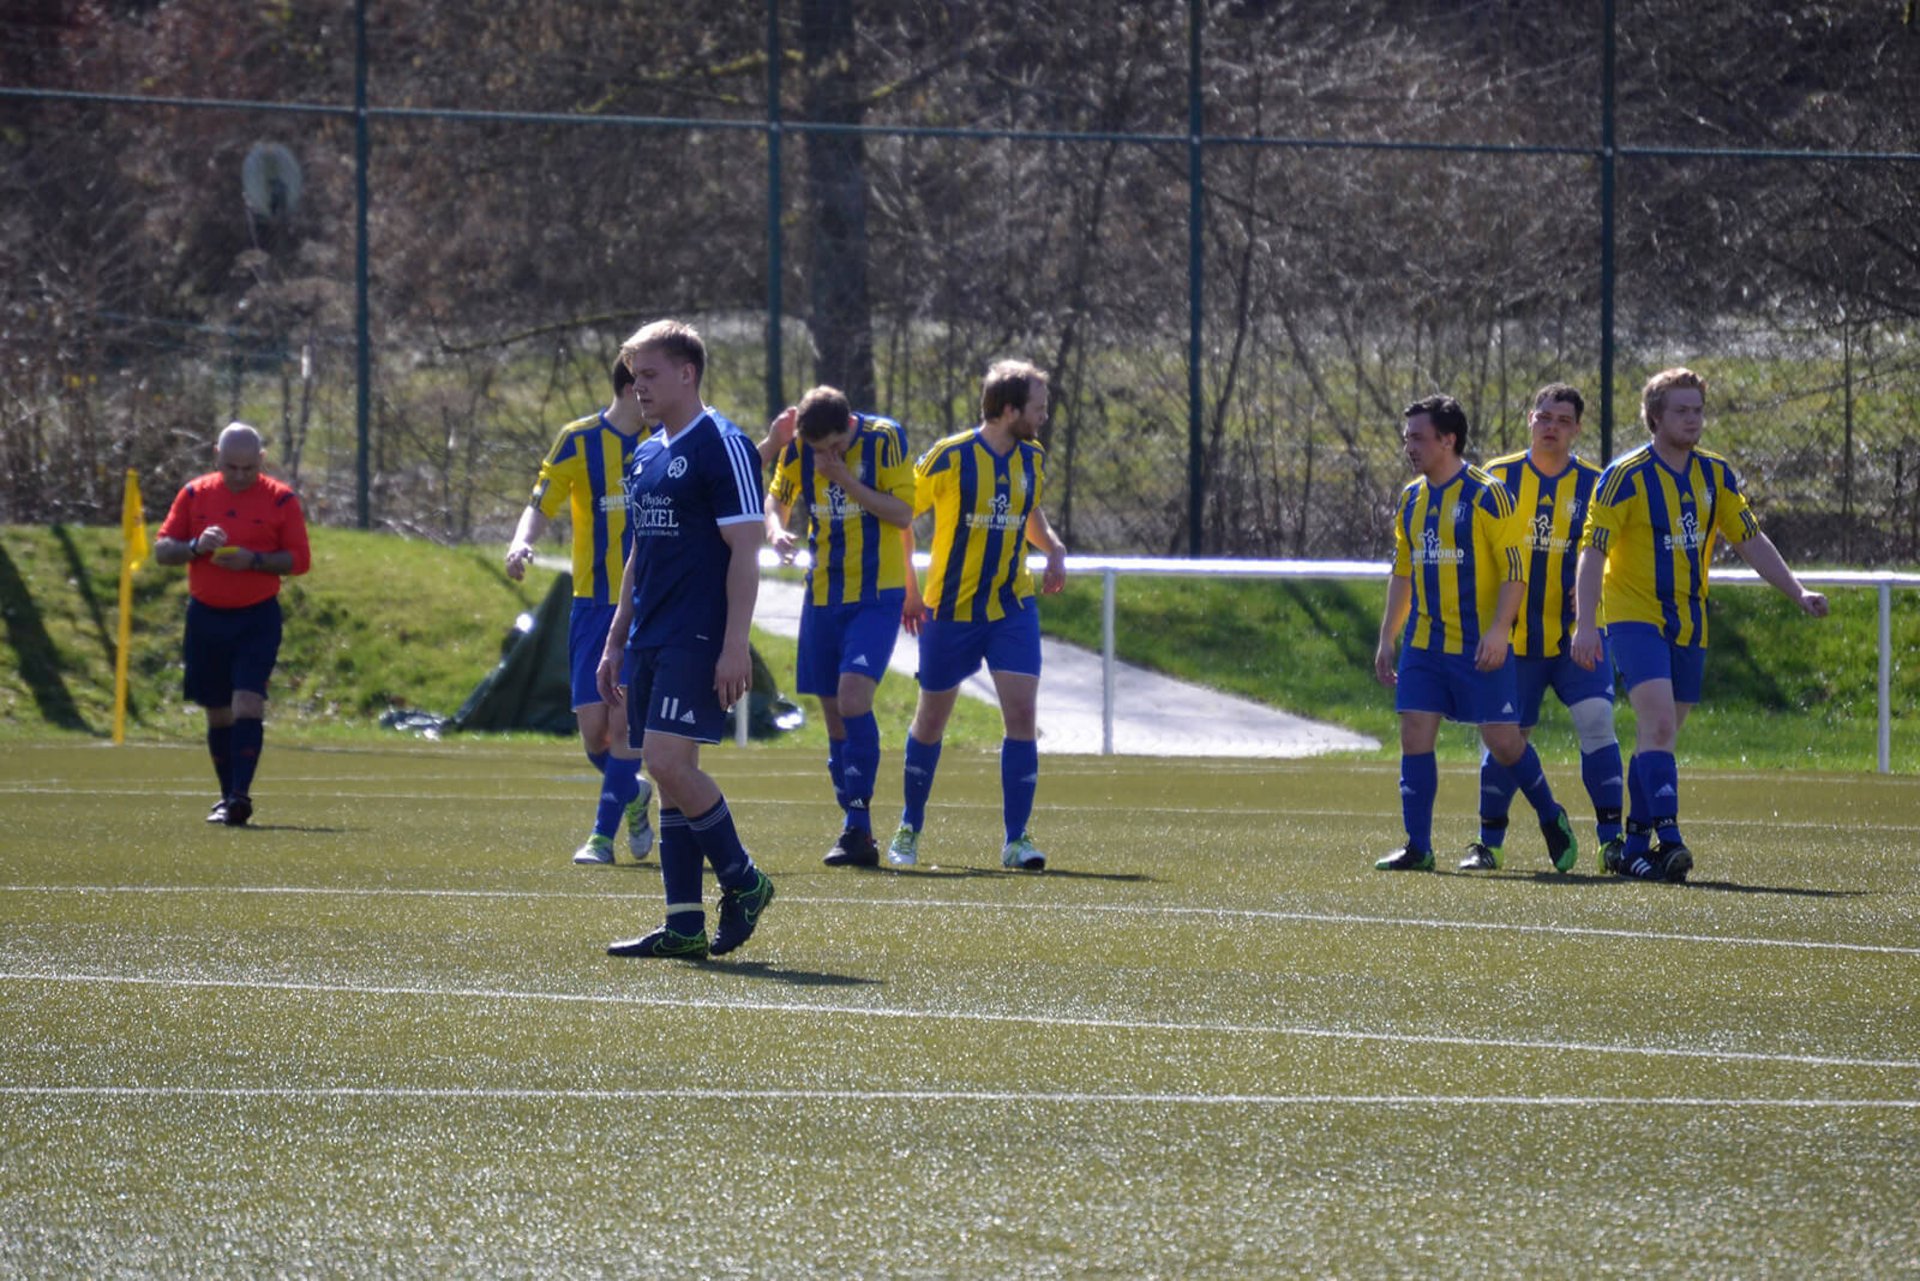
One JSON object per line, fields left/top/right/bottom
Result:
{"left": 386, "top": 571, "right": 802, "bottom": 738}
{"left": 451, "top": 571, "right": 578, "bottom": 734}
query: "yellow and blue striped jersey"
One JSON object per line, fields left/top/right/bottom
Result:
{"left": 769, "top": 413, "right": 914, "bottom": 606}
{"left": 915, "top": 427, "right": 1046, "bottom": 622}
{"left": 1485, "top": 451, "right": 1603, "bottom": 659}
{"left": 1581, "top": 444, "right": 1758, "bottom": 647}
{"left": 1391, "top": 464, "right": 1525, "bottom": 655}
{"left": 529, "top": 412, "right": 640, "bottom": 605}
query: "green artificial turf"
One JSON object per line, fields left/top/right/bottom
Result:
{"left": 2, "top": 741, "right": 1915, "bottom": 1275}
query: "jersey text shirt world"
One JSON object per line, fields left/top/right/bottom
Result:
{"left": 1484, "top": 451, "right": 1603, "bottom": 658}
{"left": 1392, "top": 463, "right": 1525, "bottom": 655}
{"left": 770, "top": 413, "right": 913, "bottom": 606}
{"left": 1580, "top": 444, "right": 1757, "bottom": 647}
{"left": 914, "top": 428, "right": 1044, "bottom": 623}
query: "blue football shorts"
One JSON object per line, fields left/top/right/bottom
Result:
{"left": 624, "top": 644, "right": 729, "bottom": 748}
{"left": 568, "top": 600, "right": 635, "bottom": 710}
{"left": 1395, "top": 644, "right": 1521, "bottom": 725}
{"left": 1607, "top": 621, "right": 1707, "bottom": 703}
{"left": 183, "top": 597, "right": 283, "bottom": 707}
{"left": 796, "top": 590, "right": 905, "bottom": 697}
{"left": 916, "top": 603, "right": 1042, "bottom": 692}
{"left": 1513, "top": 649, "right": 1616, "bottom": 727}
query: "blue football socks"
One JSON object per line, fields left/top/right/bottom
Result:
{"left": 1000, "top": 737, "right": 1039, "bottom": 844}
{"left": 900, "top": 734, "right": 942, "bottom": 833}
{"left": 657, "top": 808, "right": 705, "bottom": 935}
{"left": 588, "top": 751, "right": 640, "bottom": 840}
{"left": 827, "top": 736, "right": 848, "bottom": 817}
{"left": 688, "top": 798, "right": 755, "bottom": 890}
{"left": 842, "top": 712, "right": 880, "bottom": 833}
{"left": 1625, "top": 754, "right": 1652, "bottom": 855}
{"left": 1509, "top": 743, "right": 1559, "bottom": 817}
{"left": 1400, "top": 751, "right": 1438, "bottom": 853}
{"left": 1641, "top": 749, "right": 1683, "bottom": 846}
{"left": 1478, "top": 748, "right": 1517, "bottom": 847}
{"left": 1582, "top": 742, "right": 1625, "bottom": 843}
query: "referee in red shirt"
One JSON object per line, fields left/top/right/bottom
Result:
{"left": 154, "top": 422, "right": 312, "bottom": 827}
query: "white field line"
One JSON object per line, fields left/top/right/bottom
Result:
{"left": 1, "top": 1084, "right": 1915, "bottom": 1110}
{"left": 0, "top": 783, "right": 1914, "bottom": 834}
{"left": 5, "top": 969, "right": 1918, "bottom": 1073}
{"left": 5, "top": 884, "right": 1917, "bottom": 958}
{"left": 12, "top": 743, "right": 1920, "bottom": 789}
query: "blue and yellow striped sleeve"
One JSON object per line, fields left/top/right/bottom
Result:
{"left": 770, "top": 441, "right": 803, "bottom": 511}
{"left": 1707, "top": 453, "right": 1759, "bottom": 544}
{"left": 532, "top": 426, "right": 580, "bottom": 519}
{"left": 1479, "top": 478, "right": 1526, "bottom": 584}
{"left": 1583, "top": 458, "right": 1636, "bottom": 554}
{"left": 879, "top": 422, "right": 914, "bottom": 504}
{"left": 914, "top": 436, "right": 958, "bottom": 516}
{"left": 1391, "top": 483, "right": 1415, "bottom": 577}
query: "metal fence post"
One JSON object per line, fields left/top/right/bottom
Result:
{"left": 1186, "top": 0, "right": 1205, "bottom": 558}
{"left": 1101, "top": 567, "right": 1117, "bottom": 756}
{"left": 765, "top": 0, "right": 784, "bottom": 422}
{"left": 1880, "top": 580, "right": 1892, "bottom": 774}
{"left": 1598, "top": 0, "right": 1617, "bottom": 463}
{"left": 353, "top": 0, "right": 372, "bottom": 530}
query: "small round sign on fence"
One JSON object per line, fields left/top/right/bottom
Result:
{"left": 241, "top": 142, "right": 302, "bottom": 222}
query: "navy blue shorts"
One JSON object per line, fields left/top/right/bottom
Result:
{"left": 1608, "top": 622, "right": 1707, "bottom": 703}
{"left": 1513, "top": 650, "right": 1616, "bottom": 727}
{"left": 183, "top": 597, "right": 283, "bottom": 707}
{"left": 917, "top": 605, "right": 1042, "bottom": 692}
{"left": 796, "top": 591, "right": 904, "bottom": 696}
{"left": 567, "top": 600, "right": 634, "bottom": 710}
{"left": 625, "top": 644, "right": 729, "bottom": 747}
{"left": 1395, "top": 645, "right": 1521, "bottom": 724}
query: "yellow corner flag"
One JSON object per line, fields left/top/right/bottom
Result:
{"left": 113, "top": 469, "right": 150, "bottom": 745}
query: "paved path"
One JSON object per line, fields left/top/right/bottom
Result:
{"left": 753, "top": 579, "right": 1379, "bottom": 759}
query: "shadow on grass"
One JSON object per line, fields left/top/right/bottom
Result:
{"left": 945, "top": 865, "right": 1155, "bottom": 884}
{"left": 1470, "top": 870, "right": 1615, "bottom": 885}
{"left": 1680, "top": 878, "right": 1867, "bottom": 899}
{"left": 50, "top": 524, "right": 114, "bottom": 662}
{"left": 0, "top": 540, "right": 91, "bottom": 733}
{"left": 234, "top": 823, "right": 351, "bottom": 835}
{"left": 703, "top": 864, "right": 1153, "bottom": 883}
{"left": 694, "top": 959, "right": 881, "bottom": 988}
{"left": 791, "top": 863, "right": 1011, "bottom": 880}
{"left": 1279, "top": 579, "right": 1379, "bottom": 669}
{"left": 1493, "top": 869, "right": 1866, "bottom": 898}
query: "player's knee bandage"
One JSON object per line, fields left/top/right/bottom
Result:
{"left": 1569, "top": 697, "right": 1616, "bottom": 754}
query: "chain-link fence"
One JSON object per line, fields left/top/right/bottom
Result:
{"left": 3, "top": 1, "right": 1916, "bottom": 561}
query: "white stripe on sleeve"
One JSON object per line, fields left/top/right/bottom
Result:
{"left": 722, "top": 433, "right": 763, "bottom": 519}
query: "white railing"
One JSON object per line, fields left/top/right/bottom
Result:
{"left": 758, "top": 549, "right": 1919, "bottom": 773}
{"left": 1067, "top": 557, "right": 1918, "bottom": 774}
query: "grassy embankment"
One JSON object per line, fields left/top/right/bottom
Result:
{"left": 1042, "top": 570, "right": 1919, "bottom": 772}
{"left": 1, "top": 523, "right": 1913, "bottom": 768}
{"left": 0, "top": 524, "right": 1006, "bottom": 750}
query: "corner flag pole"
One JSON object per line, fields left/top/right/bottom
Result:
{"left": 114, "top": 469, "right": 150, "bottom": 745}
